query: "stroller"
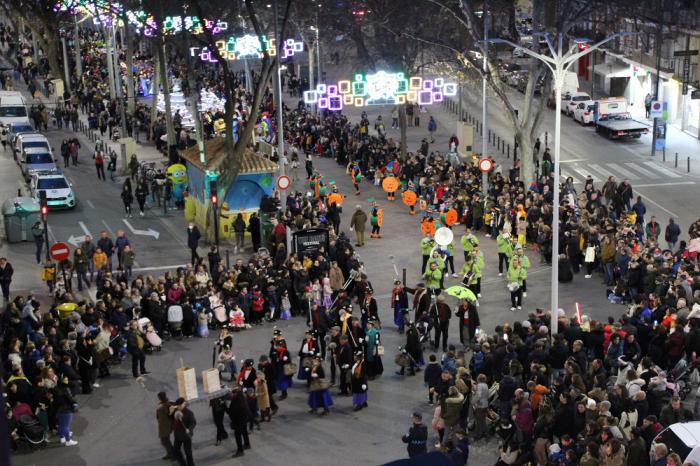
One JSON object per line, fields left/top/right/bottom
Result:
{"left": 168, "top": 305, "right": 184, "bottom": 339}
{"left": 210, "top": 294, "right": 228, "bottom": 329}
{"left": 416, "top": 313, "right": 433, "bottom": 345}
{"left": 12, "top": 403, "right": 48, "bottom": 449}
{"left": 138, "top": 317, "right": 162, "bottom": 352}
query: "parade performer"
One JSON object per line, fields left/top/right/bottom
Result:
{"left": 369, "top": 199, "right": 383, "bottom": 239}
{"left": 364, "top": 318, "right": 383, "bottom": 379}
{"left": 272, "top": 339, "right": 293, "bottom": 400}
{"left": 350, "top": 161, "right": 362, "bottom": 195}
{"left": 351, "top": 351, "right": 369, "bottom": 411}
{"left": 307, "top": 355, "right": 333, "bottom": 415}
{"left": 297, "top": 330, "right": 318, "bottom": 384}
{"left": 391, "top": 280, "right": 410, "bottom": 334}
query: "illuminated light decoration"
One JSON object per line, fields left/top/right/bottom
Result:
{"left": 302, "top": 71, "right": 456, "bottom": 111}
{"left": 303, "top": 90, "right": 319, "bottom": 104}
{"left": 443, "top": 83, "right": 458, "bottom": 96}
{"left": 409, "top": 77, "right": 422, "bottom": 90}
{"left": 329, "top": 96, "right": 343, "bottom": 111}
{"left": 418, "top": 90, "right": 433, "bottom": 105}
{"left": 281, "top": 38, "right": 304, "bottom": 58}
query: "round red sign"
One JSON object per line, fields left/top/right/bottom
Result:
{"left": 479, "top": 158, "right": 494, "bottom": 173}
{"left": 50, "top": 242, "right": 70, "bottom": 261}
{"left": 276, "top": 175, "right": 291, "bottom": 190}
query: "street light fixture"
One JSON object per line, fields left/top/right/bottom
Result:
{"left": 483, "top": 31, "right": 635, "bottom": 335}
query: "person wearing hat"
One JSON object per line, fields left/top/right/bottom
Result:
{"left": 350, "top": 160, "right": 362, "bottom": 195}
{"left": 337, "top": 334, "right": 353, "bottom": 395}
{"left": 351, "top": 351, "right": 369, "bottom": 411}
{"left": 257, "top": 355, "right": 278, "bottom": 415}
{"left": 350, "top": 204, "right": 367, "bottom": 247}
{"left": 171, "top": 398, "right": 197, "bottom": 466}
{"left": 307, "top": 355, "right": 333, "bottom": 415}
{"left": 405, "top": 282, "right": 431, "bottom": 322}
{"left": 364, "top": 318, "right": 384, "bottom": 380}
{"left": 271, "top": 339, "right": 293, "bottom": 400}
{"left": 369, "top": 199, "right": 383, "bottom": 239}
{"left": 237, "top": 359, "right": 257, "bottom": 390}
{"left": 433, "top": 295, "right": 451, "bottom": 352}
{"left": 401, "top": 412, "right": 428, "bottom": 457}
{"left": 361, "top": 289, "right": 379, "bottom": 329}
{"left": 297, "top": 330, "right": 318, "bottom": 385}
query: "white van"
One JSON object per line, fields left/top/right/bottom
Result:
{"left": 0, "top": 91, "right": 29, "bottom": 129}
{"left": 547, "top": 71, "right": 580, "bottom": 108}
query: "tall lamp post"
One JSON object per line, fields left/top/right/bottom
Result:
{"left": 485, "top": 31, "right": 633, "bottom": 335}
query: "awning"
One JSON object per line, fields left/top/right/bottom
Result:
{"left": 592, "top": 63, "right": 633, "bottom": 79}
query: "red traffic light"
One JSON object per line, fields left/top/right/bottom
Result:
{"left": 211, "top": 195, "right": 218, "bottom": 205}
{"left": 41, "top": 206, "right": 48, "bottom": 216}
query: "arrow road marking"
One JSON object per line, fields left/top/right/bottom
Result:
{"left": 122, "top": 219, "right": 160, "bottom": 240}
{"left": 67, "top": 235, "right": 83, "bottom": 247}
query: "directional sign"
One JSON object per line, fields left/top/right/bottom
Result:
{"left": 50, "top": 242, "right": 70, "bottom": 261}
{"left": 122, "top": 219, "right": 160, "bottom": 239}
{"left": 276, "top": 175, "right": 291, "bottom": 190}
{"left": 479, "top": 158, "right": 494, "bottom": 173}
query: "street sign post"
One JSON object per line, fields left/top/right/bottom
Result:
{"left": 276, "top": 175, "right": 291, "bottom": 190}
{"left": 50, "top": 242, "right": 71, "bottom": 291}
{"left": 479, "top": 158, "right": 494, "bottom": 173}
{"left": 50, "top": 242, "right": 70, "bottom": 261}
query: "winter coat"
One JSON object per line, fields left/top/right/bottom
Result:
{"left": 227, "top": 391, "right": 251, "bottom": 430}
{"left": 440, "top": 392, "right": 464, "bottom": 427}
{"left": 350, "top": 209, "right": 368, "bottom": 232}
{"left": 255, "top": 378, "right": 270, "bottom": 411}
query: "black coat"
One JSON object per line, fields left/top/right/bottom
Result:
{"left": 402, "top": 423, "right": 428, "bottom": 457}
{"left": 259, "top": 362, "right": 277, "bottom": 395}
{"left": 227, "top": 391, "right": 251, "bottom": 430}
{"left": 0, "top": 263, "right": 13, "bottom": 283}
{"left": 552, "top": 402, "right": 575, "bottom": 437}
{"left": 187, "top": 226, "right": 201, "bottom": 249}
{"left": 350, "top": 361, "right": 368, "bottom": 394}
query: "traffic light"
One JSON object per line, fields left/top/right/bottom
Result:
{"left": 39, "top": 190, "right": 48, "bottom": 217}
{"left": 209, "top": 179, "right": 218, "bottom": 206}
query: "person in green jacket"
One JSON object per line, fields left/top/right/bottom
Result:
{"left": 460, "top": 229, "right": 479, "bottom": 263}
{"left": 426, "top": 250, "right": 446, "bottom": 288}
{"left": 121, "top": 245, "right": 136, "bottom": 281}
{"left": 459, "top": 254, "right": 480, "bottom": 295}
{"left": 420, "top": 235, "right": 435, "bottom": 273}
{"left": 496, "top": 230, "right": 514, "bottom": 276}
{"left": 506, "top": 258, "right": 526, "bottom": 311}
{"left": 471, "top": 248, "right": 485, "bottom": 297}
{"left": 445, "top": 242, "right": 456, "bottom": 277}
{"left": 510, "top": 245, "right": 531, "bottom": 297}
{"left": 472, "top": 196, "right": 484, "bottom": 231}
{"left": 422, "top": 261, "right": 442, "bottom": 295}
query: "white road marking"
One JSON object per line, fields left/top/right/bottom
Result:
{"left": 122, "top": 219, "right": 160, "bottom": 239}
{"left": 572, "top": 163, "right": 597, "bottom": 182}
{"left": 607, "top": 163, "right": 639, "bottom": 180}
{"left": 79, "top": 221, "right": 91, "bottom": 237}
{"left": 101, "top": 220, "right": 115, "bottom": 237}
{"left": 643, "top": 161, "right": 682, "bottom": 178}
{"left": 46, "top": 225, "right": 57, "bottom": 243}
{"left": 559, "top": 159, "right": 587, "bottom": 163}
{"left": 587, "top": 164, "right": 611, "bottom": 180}
{"left": 633, "top": 181, "right": 695, "bottom": 188}
{"left": 132, "top": 264, "right": 187, "bottom": 272}
{"left": 86, "top": 200, "right": 95, "bottom": 209}
{"left": 625, "top": 163, "right": 657, "bottom": 178}
{"left": 635, "top": 189, "right": 678, "bottom": 218}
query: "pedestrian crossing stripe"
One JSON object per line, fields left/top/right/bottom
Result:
{"left": 558, "top": 161, "right": 686, "bottom": 183}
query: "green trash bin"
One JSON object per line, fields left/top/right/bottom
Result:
{"left": 2, "top": 197, "right": 41, "bottom": 243}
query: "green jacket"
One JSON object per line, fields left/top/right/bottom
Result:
{"left": 422, "top": 268, "right": 442, "bottom": 289}
{"left": 497, "top": 234, "right": 514, "bottom": 257}
{"left": 122, "top": 250, "right": 135, "bottom": 267}
{"left": 507, "top": 265, "right": 526, "bottom": 285}
{"left": 472, "top": 201, "right": 484, "bottom": 219}
{"left": 446, "top": 243, "right": 455, "bottom": 257}
{"left": 474, "top": 252, "right": 485, "bottom": 278}
{"left": 510, "top": 253, "right": 531, "bottom": 278}
{"left": 420, "top": 237, "right": 435, "bottom": 256}
{"left": 460, "top": 234, "right": 479, "bottom": 254}
{"left": 459, "top": 261, "right": 480, "bottom": 285}
{"left": 426, "top": 256, "right": 445, "bottom": 273}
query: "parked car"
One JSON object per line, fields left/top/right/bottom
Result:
{"left": 29, "top": 169, "right": 76, "bottom": 209}
{"left": 651, "top": 422, "right": 700, "bottom": 465}
{"left": 573, "top": 101, "right": 596, "bottom": 125}
{"left": 6, "top": 120, "right": 34, "bottom": 146}
{"left": 564, "top": 92, "right": 591, "bottom": 116}
{"left": 14, "top": 133, "right": 51, "bottom": 163}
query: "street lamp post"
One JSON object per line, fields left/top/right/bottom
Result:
{"left": 485, "top": 31, "right": 633, "bottom": 335}
{"left": 272, "top": 0, "right": 286, "bottom": 200}
{"left": 481, "top": 10, "right": 489, "bottom": 194}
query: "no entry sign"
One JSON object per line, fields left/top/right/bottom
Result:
{"left": 50, "top": 242, "right": 70, "bottom": 261}
{"left": 479, "top": 158, "right": 494, "bottom": 173}
{"left": 276, "top": 175, "right": 291, "bottom": 190}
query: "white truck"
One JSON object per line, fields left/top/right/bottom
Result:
{"left": 0, "top": 91, "right": 29, "bottom": 130}
{"left": 594, "top": 97, "right": 649, "bottom": 139}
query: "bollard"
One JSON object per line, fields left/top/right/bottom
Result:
{"left": 663, "top": 151, "right": 666, "bottom": 162}
{"left": 688, "top": 157, "right": 691, "bottom": 173}
{"left": 226, "top": 249, "right": 230, "bottom": 269}
{"left": 507, "top": 143, "right": 510, "bottom": 158}
{"left": 675, "top": 152, "right": 678, "bottom": 168}
{"left": 488, "top": 129, "right": 491, "bottom": 142}
{"left": 497, "top": 136, "right": 501, "bottom": 148}
{"left": 402, "top": 268, "right": 406, "bottom": 288}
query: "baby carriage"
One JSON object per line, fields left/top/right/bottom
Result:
{"left": 138, "top": 317, "right": 162, "bottom": 352}
{"left": 167, "top": 305, "right": 184, "bottom": 339}
{"left": 12, "top": 403, "right": 48, "bottom": 449}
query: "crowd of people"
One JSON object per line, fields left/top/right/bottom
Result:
{"left": 4, "top": 15, "right": 700, "bottom": 466}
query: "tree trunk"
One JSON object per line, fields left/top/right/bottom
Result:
{"left": 45, "top": 36, "right": 62, "bottom": 86}
{"left": 398, "top": 104, "right": 407, "bottom": 160}
{"left": 124, "top": 25, "right": 136, "bottom": 115}
{"left": 156, "top": 39, "right": 175, "bottom": 148}
{"left": 516, "top": 129, "right": 534, "bottom": 186}
{"left": 149, "top": 50, "right": 160, "bottom": 141}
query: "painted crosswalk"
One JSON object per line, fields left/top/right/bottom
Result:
{"left": 559, "top": 159, "right": 689, "bottom": 185}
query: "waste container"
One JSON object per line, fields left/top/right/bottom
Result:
{"left": 2, "top": 197, "right": 41, "bottom": 243}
